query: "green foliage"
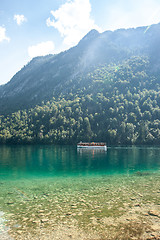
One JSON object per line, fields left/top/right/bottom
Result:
{"left": 0, "top": 56, "right": 160, "bottom": 145}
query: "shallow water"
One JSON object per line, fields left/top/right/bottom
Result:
{"left": 0, "top": 145, "right": 160, "bottom": 239}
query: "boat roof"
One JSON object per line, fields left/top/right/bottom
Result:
{"left": 78, "top": 142, "right": 106, "bottom": 144}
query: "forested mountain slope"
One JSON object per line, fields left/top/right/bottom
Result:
{"left": 0, "top": 56, "right": 160, "bottom": 145}
{"left": 1, "top": 23, "right": 160, "bottom": 144}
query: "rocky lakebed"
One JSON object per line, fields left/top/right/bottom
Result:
{"left": 0, "top": 172, "right": 160, "bottom": 240}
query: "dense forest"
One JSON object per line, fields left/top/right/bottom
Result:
{"left": 1, "top": 56, "right": 160, "bottom": 145}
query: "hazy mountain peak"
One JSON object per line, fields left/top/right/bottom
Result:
{"left": 79, "top": 29, "right": 100, "bottom": 44}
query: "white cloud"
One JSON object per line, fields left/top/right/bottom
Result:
{"left": 105, "top": 0, "right": 160, "bottom": 31}
{"left": 46, "top": 0, "right": 100, "bottom": 47}
{"left": 0, "top": 26, "right": 10, "bottom": 43}
{"left": 28, "top": 41, "right": 55, "bottom": 58}
{"left": 14, "top": 14, "right": 27, "bottom": 25}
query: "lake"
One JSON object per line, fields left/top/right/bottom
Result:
{"left": 0, "top": 145, "right": 160, "bottom": 239}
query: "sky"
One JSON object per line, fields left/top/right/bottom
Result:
{"left": 1, "top": 0, "right": 160, "bottom": 85}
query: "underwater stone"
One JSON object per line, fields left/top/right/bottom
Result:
{"left": 148, "top": 210, "right": 160, "bottom": 217}
{"left": 6, "top": 202, "right": 14, "bottom": 205}
{"left": 135, "top": 171, "right": 150, "bottom": 176}
{"left": 41, "top": 219, "right": 49, "bottom": 223}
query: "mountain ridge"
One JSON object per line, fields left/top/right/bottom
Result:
{"left": 0, "top": 23, "right": 160, "bottom": 115}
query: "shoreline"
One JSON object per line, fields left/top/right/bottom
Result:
{"left": 0, "top": 211, "right": 13, "bottom": 240}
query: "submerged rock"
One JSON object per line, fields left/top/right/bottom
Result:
{"left": 6, "top": 202, "right": 14, "bottom": 205}
{"left": 41, "top": 219, "right": 49, "bottom": 223}
{"left": 135, "top": 171, "right": 151, "bottom": 176}
{"left": 148, "top": 210, "right": 160, "bottom": 218}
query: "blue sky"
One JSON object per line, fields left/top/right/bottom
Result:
{"left": 1, "top": 0, "right": 160, "bottom": 85}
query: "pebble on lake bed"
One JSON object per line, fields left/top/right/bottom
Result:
{"left": 148, "top": 210, "right": 160, "bottom": 217}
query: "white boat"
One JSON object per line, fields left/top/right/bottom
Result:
{"left": 77, "top": 142, "right": 107, "bottom": 151}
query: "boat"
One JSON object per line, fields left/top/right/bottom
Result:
{"left": 77, "top": 142, "right": 107, "bottom": 150}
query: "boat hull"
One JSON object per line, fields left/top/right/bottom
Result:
{"left": 77, "top": 145, "right": 107, "bottom": 150}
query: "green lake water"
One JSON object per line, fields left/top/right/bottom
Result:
{"left": 0, "top": 145, "right": 160, "bottom": 239}
{"left": 0, "top": 145, "right": 160, "bottom": 179}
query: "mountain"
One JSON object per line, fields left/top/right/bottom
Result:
{"left": 1, "top": 23, "right": 160, "bottom": 145}
{"left": 1, "top": 23, "right": 160, "bottom": 115}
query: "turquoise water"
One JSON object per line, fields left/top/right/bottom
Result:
{"left": 0, "top": 145, "right": 160, "bottom": 239}
{"left": 0, "top": 145, "right": 160, "bottom": 180}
